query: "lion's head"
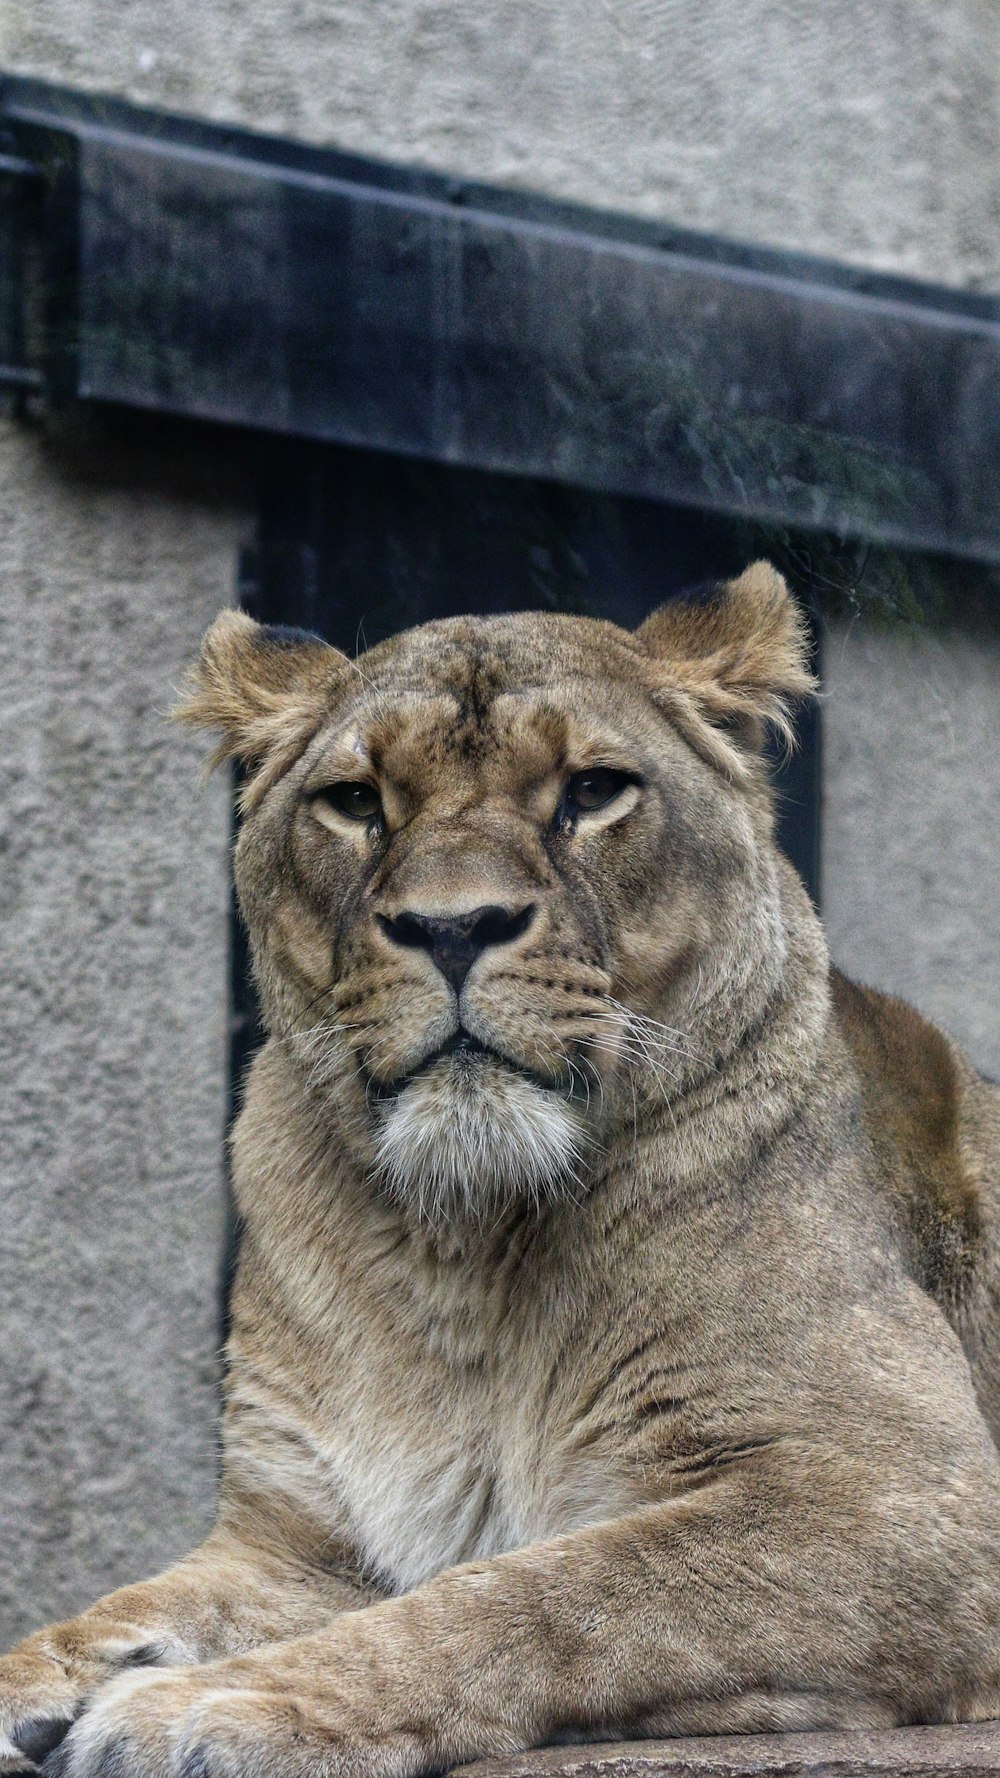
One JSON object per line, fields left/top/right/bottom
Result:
{"left": 179, "top": 564, "right": 813, "bottom": 1222}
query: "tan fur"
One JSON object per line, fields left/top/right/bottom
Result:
{"left": 5, "top": 564, "right": 1000, "bottom": 1778}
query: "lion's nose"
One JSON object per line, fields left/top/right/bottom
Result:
{"left": 377, "top": 903, "right": 536, "bottom": 994}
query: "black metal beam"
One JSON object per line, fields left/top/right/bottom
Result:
{"left": 2, "top": 73, "right": 999, "bottom": 564}
{"left": 0, "top": 139, "right": 41, "bottom": 393}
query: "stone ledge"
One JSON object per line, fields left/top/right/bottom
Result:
{"left": 453, "top": 1724, "right": 1000, "bottom": 1778}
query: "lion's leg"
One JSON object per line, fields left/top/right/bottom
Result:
{"left": 0, "top": 1525, "right": 366, "bottom": 1772}
{"left": 41, "top": 1440, "right": 1000, "bottom": 1778}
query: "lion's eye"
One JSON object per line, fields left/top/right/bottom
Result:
{"left": 565, "top": 767, "right": 634, "bottom": 815}
{"left": 312, "top": 781, "right": 383, "bottom": 823}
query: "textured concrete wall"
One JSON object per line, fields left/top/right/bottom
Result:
{"left": 0, "top": 422, "right": 241, "bottom": 1641}
{"left": 823, "top": 617, "right": 1000, "bottom": 1082}
{"left": 1, "top": 0, "right": 998, "bottom": 1650}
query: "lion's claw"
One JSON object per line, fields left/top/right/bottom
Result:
{"left": 13, "top": 1718, "right": 75, "bottom": 1767}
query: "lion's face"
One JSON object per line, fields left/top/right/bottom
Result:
{"left": 180, "top": 568, "right": 813, "bottom": 1222}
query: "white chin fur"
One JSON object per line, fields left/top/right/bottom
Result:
{"left": 372, "top": 1059, "right": 584, "bottom": 1223}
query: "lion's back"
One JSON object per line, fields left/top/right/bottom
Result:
{"left": 832, "top": 968, "right": 1000, "bottom": 1443}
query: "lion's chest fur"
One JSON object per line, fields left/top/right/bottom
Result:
{"left": 234, "top": 1205, "right": 622, "bottom": 1595}
{"left": 317, "top": 1376, "right": 539, "bottom": 1594}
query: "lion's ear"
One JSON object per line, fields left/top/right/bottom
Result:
{"left": 636, "top": 562, "right": 816, "bottom": 774}
{"left": 174, "top": 610, "right": 348, "bottom": 783}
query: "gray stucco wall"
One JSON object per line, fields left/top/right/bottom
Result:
{"left": 0, "top": 422, "right": 240, "bottom": 1641}
{"left": 823, "top": 617, "right": 1000, "bottom": 1082}
{"left": 1, "top": 0, "right": 997, "bottom": 1648}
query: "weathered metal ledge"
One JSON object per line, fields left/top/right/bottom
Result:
{"left": 1, "top": 74, "right": 998, "bottom": 564}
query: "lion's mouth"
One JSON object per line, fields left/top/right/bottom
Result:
{"left": 370, "top": 1027, "right": 559, "bottom": 1102}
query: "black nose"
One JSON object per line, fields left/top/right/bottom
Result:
{"left": 377, "top": 904, "right": 536, "bottom": 994}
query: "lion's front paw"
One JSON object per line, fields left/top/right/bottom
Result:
{"left": 41, "top": 1667, "right": 312, "bottom": 1778}
{"left": 0, "top": 1625, "right": 190, "bottom": 1775}
{"left": 41, "top": 1658, "right": 428, "bottom": 1778}
{"left": 0, "top": 1644, "right": 81, "bottom": 1773}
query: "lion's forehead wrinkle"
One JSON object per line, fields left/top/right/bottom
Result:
{"left": 355, "top": 611, "right": 642, "bottom": 687}
{"left": 318, "top": 685, "right": 648, "bottom": 813}
{"left": 312, "top": 696, "right": 458, "bottom": 781}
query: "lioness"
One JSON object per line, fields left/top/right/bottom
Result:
{"left": 4, "top": 565, "right": 1000, "bottom": 1778}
